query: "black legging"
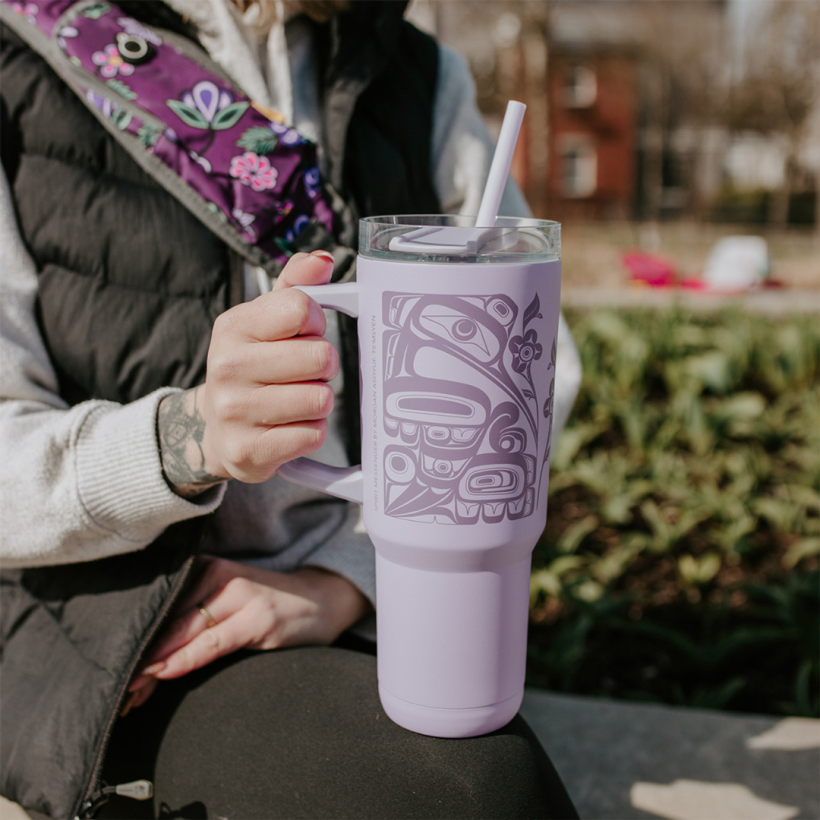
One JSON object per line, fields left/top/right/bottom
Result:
{"left": 99, "top": 640, "right": 579, "bottom": 820}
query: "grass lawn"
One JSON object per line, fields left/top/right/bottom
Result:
{"left": 527, "top": 307, "right": 819, "bottom": 717}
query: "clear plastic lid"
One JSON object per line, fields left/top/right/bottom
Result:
{"left": 358, "top": 215, "right": 560, "bottom": 265}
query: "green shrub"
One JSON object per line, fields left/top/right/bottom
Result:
{"left": 528, "top": 308, "right": 820, "bottom": 716}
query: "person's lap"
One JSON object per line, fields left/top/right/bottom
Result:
{"left": 100, "top": 643, "right": 578, "bottom": 820}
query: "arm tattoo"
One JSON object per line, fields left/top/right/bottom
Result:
{"left": 157, "top": 387, "right": 225, "bottom": 499}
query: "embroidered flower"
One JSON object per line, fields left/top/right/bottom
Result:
{"left": 510, "top": 329, "right": 542, "bottom": 375}
{"left": 168, "top": 82, "right": 248, "bottom": 131}
{"left": 85, "top": 89, "right": 117, "bottom": 119}
{"left": 304, "top": 166, "right": 321, "bottom": 198}
{"left": 232, "top": 208, "right": 257, "bottom": 240}
{"left": 57, "top": 25, "right": 78, "bottom": 50}
{"left": 286, "top": 214, "right": 311, "bottom": 243}
{"left": 270, "top": 121, "right": 304, "bottom": 146}
{"left": 84, "top": 89, "right": 131, "bottom": 131}
{"left": 92, "top": 44, "right": 135, "bottom": 79}
{"left": 183, "top": 81, "right": 231, "bottom": 126}
{"left": 12, "top": 3, "right": 38, "bottom": 24}
{"left": 230, "top": 152, "right": 277, "bottom": 191}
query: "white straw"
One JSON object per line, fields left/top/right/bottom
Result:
{"left": 474, "top": 100, "right": 527, "bottom": 228}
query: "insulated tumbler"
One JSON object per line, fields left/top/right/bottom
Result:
{"left": 278, "top": 215, "right": 561, "bottom": 737}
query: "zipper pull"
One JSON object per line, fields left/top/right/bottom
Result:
{"left": 113, "top": 780, "right": 153, "bottom": 800}
{"left": 76, "top": 781, "right": 154, "bottom": 819}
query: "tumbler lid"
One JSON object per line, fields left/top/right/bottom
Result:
{"left": 359, "top": 215, "right": 560, "bottom": 265}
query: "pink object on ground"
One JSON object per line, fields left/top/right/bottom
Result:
{"left": 624, "top": 237, "right": 776, "bottom": 293}
{"left": 623, "top": 251, "right": 678, "bottom": 288}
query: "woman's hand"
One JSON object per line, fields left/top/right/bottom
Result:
{"left": 122, "top": 556, "right": 370, "bottom": 715}
{"left": 157, "top": 250, "right": 338, "bottom": 498}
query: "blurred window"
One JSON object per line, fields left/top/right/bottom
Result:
{"left": 560, "top": 137, "right": 597, "bottom": 198}
{"left": 563, "top": 65, "right": 597, "bottom": 108}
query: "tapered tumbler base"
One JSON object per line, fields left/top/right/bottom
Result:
{"left": 378, "top": 685, "right": 523, "bottom": 738}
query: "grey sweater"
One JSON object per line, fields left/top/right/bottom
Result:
{"left": 0, "top": 2, "right": 582, "bottom": 616}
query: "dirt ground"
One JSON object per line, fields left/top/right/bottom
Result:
{"left": 559, "top": 221, "right": 820, "bottom": 290}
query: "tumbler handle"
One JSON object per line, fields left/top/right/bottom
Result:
{"left": 275, "top": 282, "right": 364, "bottom": 504}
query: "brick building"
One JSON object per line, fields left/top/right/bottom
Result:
{"left": 407, "top": 0, "right": 735, "bottom": 223}
{"left": 546, "top": 49, "right": 638, "bottom": 220}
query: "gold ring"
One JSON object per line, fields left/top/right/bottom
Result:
{"left": 197, "top": 602, "right": 217, "bottom": 629}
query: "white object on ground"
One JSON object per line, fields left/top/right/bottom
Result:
{"left": 631, "top": 780, "right": 798, "bottom": 820}
{"left": 746, "top": 718, "right": 820, "bottom": 751}
{"left": 702, "top": 236, "right": 770, "bottom": 291}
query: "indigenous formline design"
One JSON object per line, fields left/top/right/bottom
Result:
{"left": 381, "top": 291, "right": 555, "bottom": 525}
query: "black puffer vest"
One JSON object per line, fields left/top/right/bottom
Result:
{"left": 0, "top": 4, "right": 439, "bottom": 818}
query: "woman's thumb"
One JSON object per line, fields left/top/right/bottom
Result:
{"left": 274, "top": 250, "right": 334, "bottom": 290}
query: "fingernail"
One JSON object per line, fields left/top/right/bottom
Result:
{"left": 310, "top": 250, "right": 334, "bottom": 263}
{"left": 142, "top": 661, "right": 166, "bottom": 676}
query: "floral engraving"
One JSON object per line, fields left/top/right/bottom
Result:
{"left": 510, "top": 330, "right": 542, "bottom": 374}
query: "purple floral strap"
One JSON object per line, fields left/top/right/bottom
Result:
{"left": 3, "top": 0, "right": 338, "bottom": 267}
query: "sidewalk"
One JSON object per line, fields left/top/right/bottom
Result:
{"left": 520, "top": 690, "right": 820, "bottom": 820}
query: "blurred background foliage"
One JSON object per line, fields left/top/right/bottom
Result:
{"left": 527, "top": 308, "right": 820, "bottom": 717}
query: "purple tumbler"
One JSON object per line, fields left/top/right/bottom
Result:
{"left": 278, "top": 215, "right": 561, "bottom": 737}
